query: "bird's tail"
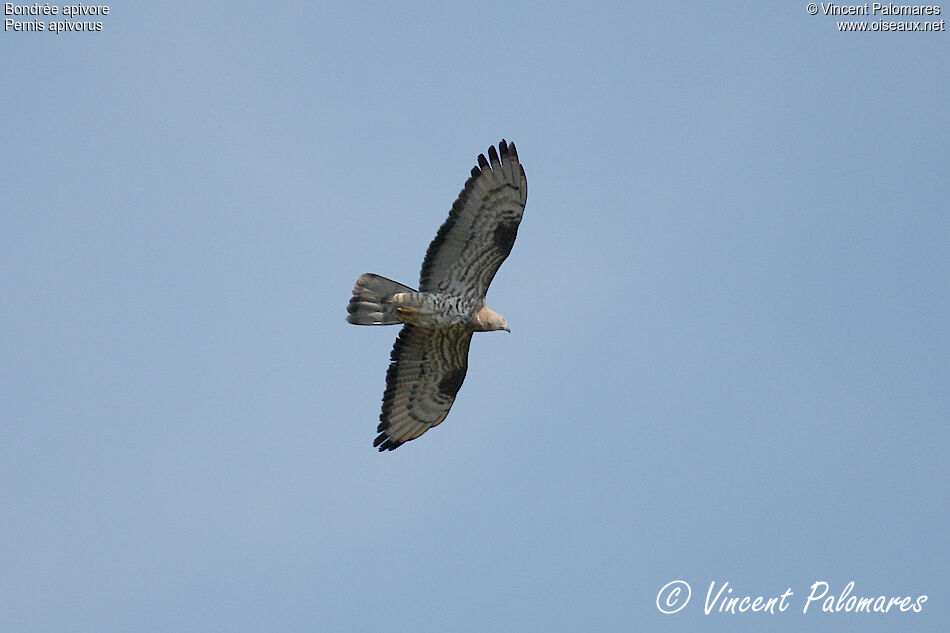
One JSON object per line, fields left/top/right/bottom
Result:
{"left": 346, "top": 273, "right": 416, "bottom": 325}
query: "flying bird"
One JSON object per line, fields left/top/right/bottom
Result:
{"left": 347, "top": 140, "right": 527, "bottom": 451}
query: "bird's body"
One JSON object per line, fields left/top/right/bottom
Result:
{"left": 347, "top": 140, "right": 527, "bottom": 451}
{"left": 389, "top": 291, "right": 508, "bottom": 331}
{"left": 389, "top": 290, "right": 479, "bottom": 328}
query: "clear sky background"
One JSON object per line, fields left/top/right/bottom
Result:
{"left": 2, "top": 2, "right": 947, "bottom": 632}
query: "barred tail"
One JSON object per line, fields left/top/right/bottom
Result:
{"left": 346, "top": 273, "right": 416, "bottom": 325}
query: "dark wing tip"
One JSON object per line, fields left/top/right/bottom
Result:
{"left": 477, "top": 153, "right": 489, "bottom": 170}
{"left": 499, "top": 139, "right": 509, "bottom": 158}
{"left": 374, "top": 433, "right": 401, "bottom": 451}
{"left": 488, "top": 145, "right": 501, "bottom": 169}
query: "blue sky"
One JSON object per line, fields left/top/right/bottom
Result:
{"left": 2, "top": 2, "right": 947, "bottom": 632}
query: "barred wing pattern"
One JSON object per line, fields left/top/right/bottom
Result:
{"left": 375, "top": 325, "right": 474, "bottom": 451}
{"left": 419, "top": 140, "right": 528, "bottom": 300}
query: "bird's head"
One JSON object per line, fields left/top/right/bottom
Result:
{"left": 476, "top": 307, "right": 510, "bottom": 333}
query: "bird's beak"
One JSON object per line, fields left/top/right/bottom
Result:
{"left": 504, "top": 326, "right": 511, "bottom": 333}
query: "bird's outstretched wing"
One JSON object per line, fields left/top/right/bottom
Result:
{"left": 418, "top": 140, "right": 528, "bottom": 300}
{"left": 375, "top": 325, "right": 474, "bottom": 451}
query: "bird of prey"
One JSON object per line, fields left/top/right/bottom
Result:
{"left": 347, "top": 140, "right": 527, "bottom": 451}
